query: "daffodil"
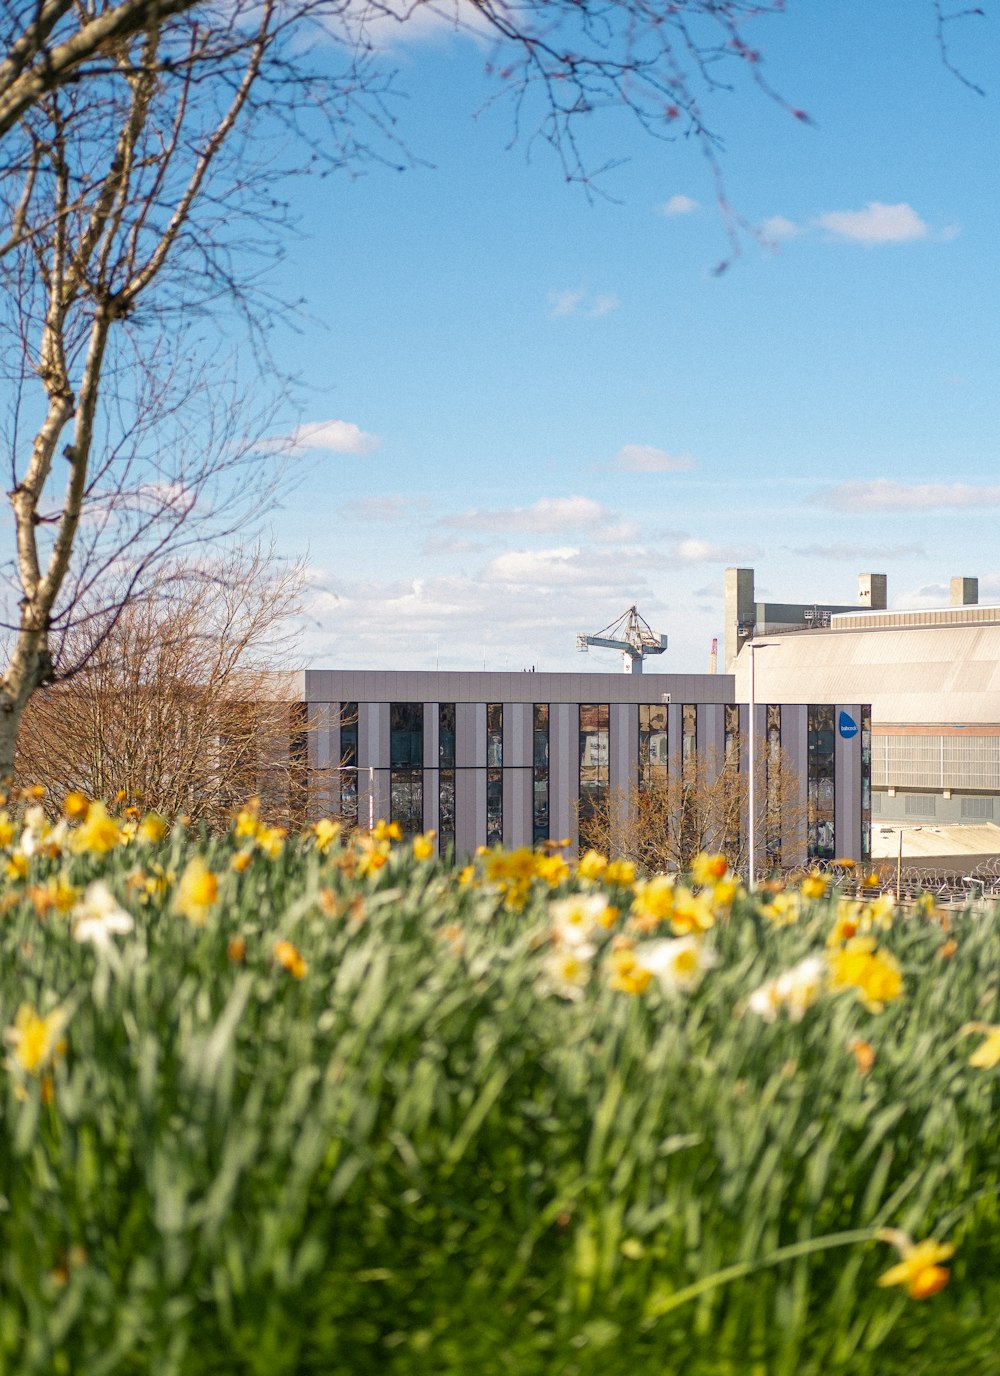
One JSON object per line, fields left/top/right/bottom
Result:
{"left": 313, "top": 817, "right": 341, "bottom": 853}
{"left": 669, "top": 885, "right": 715, "bottom": 936}
{"left": 72, "top": 882, "right": 135, "bottom": 949}
{"left": 828, "top": 936, "right": 903, "bottom": 1013}
{"left": 960, "top": 1022, "right": 1000, "bottom": 1069}
{"left": 638, "top": 935, "right": 718, "bottom": 996}
{"left": 371, "top": 819, "right": 401, "bottom": 844}
{"left": 690, "top": 852, "right": 729, "bottom": 887}
{"left": 748, "top": 954, "right": 825, "bottom": 1024}
{"left": 876, "top": 1230, "right": 954, "bottom": 1299}
{"left": 760, "top": 890, "right": 801, "bottom": 926}
{"left": 541, "top": 944, "right": 596, "bottom": 1001}
{"left": 603, "top": 858, "right": 636, "bottom": 887}
{"left": 577, "top": 849, "right": 608, "bottom": 881}
{"left": 607, "top": 945, "right": 653, "bottom": 995}
{"left": 551, "top": 893, "right": 612, "bottom": 946}
{"left": 62, "top": 791, "right": 89, "bottom": 822}
{"left": 412, "top": 830, "right": 436, "bottom": 861}
{"left": 4, "top": 1003, "right": 69, "bottom": 1075}
{"left": 630, "top": 874, "right": 676, "bottom": 926}
{"left": 69, "top": 801, "right": 121, "bottom": 855}
{"left": 799, "top": 871, "right": 828, "bottom": 901}
{"left": 171, "top": 857, "right": 219, "bottom": 924}
{"left": 137, "top": 813, "right": 168, "bottom": 844}
{"left": 273, "top": 939, "right": 307, "bottom": 979}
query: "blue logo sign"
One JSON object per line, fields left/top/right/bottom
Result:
{"left": 838, "top": 711, "right": 858, "bottom": 740}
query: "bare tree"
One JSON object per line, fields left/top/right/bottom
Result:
{"left": 580, "top": 745, "right": 807, "bottom": 875}
{"left": 15, "top": 543, "right": 315, "bottom": 825}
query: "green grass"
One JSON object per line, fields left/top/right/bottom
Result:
{"left": 0, "top": 817, "right": 998, "bottom": 1374}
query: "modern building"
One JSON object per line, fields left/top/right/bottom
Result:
{"left": 294, "top": 668, "right": 870, "bottom": 865}
{"left": 729, "top": 568, "right": 1000, "bottom": 863}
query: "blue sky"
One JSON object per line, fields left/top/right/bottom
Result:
{"left": 255, "top": 0, "right": 1000, "bottom": 674}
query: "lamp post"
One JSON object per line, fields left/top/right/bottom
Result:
{"left": 879, "top": 824, "right": 926, "bottom": 900}
{"left": 747, "top": 638, "right": 779, "bottom": 889}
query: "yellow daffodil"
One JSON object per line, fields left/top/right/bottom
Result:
{"left": 412, "top": 830, "right": 437, "bottom": 861}
{"left": 848, "top": 1038, "right": 876, "bottom": 1075}
{"left": 630, "top": 874, "right": 676, "bottom": 926}
{"left": 799, "top": 871, "right": 828, "bottom": 901}
{"left": 607, "top": 945, "right": 653, "bottom": 995}
{"left": 603, "top": 858, "right": 636, "bottom": 887}
{"left": 760, "top": 890, "right": 801, "bottom": 927}
{"left": 62, "top": 791, "right": 90, "bottom": 822}
{"left": 313, "top": 817, "right": 341, "bottom": 852}
{"left": 137, "top": 813, "right": 167, "bottom": 844}
{"left": 255, "top": 825, "right": 286, "bottom": 860}
{"left": 711, "top": 876, "right": 740, "bottom": 911}
{"left": 273, "top": 939, "right": 307, "bottom": 979}
{"left": 28, "top": 876, "right": 79, "bottom": 918}
{"left": 371, "top": 819, "right": 402, "bottom": 843}
{"left": 876, "top": 1230, "right": 954, "bottom": 1299}
{"left": 4, "top": 1003, "right": 69, "bottom": 1075}
{"left": 669, "top": 885, "right": 715, "bottom": 936}
{"left": 577, "top": 849, "right": 608, "bottom": 881}
{"left": 0, "top": 810, "right": 15, "bottom": 849}
{"left": 828, "top": 936, "right": 903, "bottom": 1013}
{"left": 5, "top": 852, "right": 29, "bottom": 881}
{"left": 69, "top": 802, "right": 121, "bottom": 855}
{"left": 233, "top": 798, "right": 261, "bottom": 839}
{"left": 171, "top": 857, "right": 219, "bottom": 924}
{"left": 960, "top": 1022, "right": 1000, "bottom": 1069}
{"left": 690, "top": 852, "right": 729, "bottom": 887}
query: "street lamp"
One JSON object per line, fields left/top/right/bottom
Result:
{"left": 747, "top": 638, "right": 779, "bottom": 889}
{"left": 879, "top": 824, "right": 934, "bottom": 900}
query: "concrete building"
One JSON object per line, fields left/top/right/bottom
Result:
{"left": 294, "top": 668, "right": 870, "bottom": 865}
{"left": 729, "top": 568, "right": 1000, "bottom": 864}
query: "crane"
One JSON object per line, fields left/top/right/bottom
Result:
{"left": 576, "top": 605, "right": 667, "bottom": 674}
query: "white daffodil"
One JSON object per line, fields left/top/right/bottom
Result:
{"left": 541, "top": 942, "right": 597, "bottom": 1001}
{"left": 72, "top": 881, "right": 135, "bottom": 949}
{"left": 549, "top": 893, "right": 612, "bottom": 947}
{"left": 637, "top": 935, "right": 718, "bottom": 996}
{"left": 748, "top": 954, "right": 825, "bottom": 1024}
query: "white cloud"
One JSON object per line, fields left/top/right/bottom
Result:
{"left": 813, "top": 201, "right": 930, "bottom": 245}
{"left": 261, "top": 419, "right": 380, "bottom": 456}
{"left": 340, "top": 494, "right": 411, "bottom": 522}
{"left": 658, "top": 194, "right": 699, "bottom": 217}
{"left": 420, "top": 534, "right": 484, "bottom": 556}
{"left": 613, "top": 444, "right": 694, "bottom": 473}
{"left": 442, "top": 495, "right": 608, "bottom": 533}
{"left": 791, "top": 541, "right": 925, "bottom": 560}
{"left": 673, "top": 537, "right": 760, "bottom": 564}
{"left": 760, "top": 215, "right": 799, "bottom": 242}
{"left": 816, "top": 480, "right": 1000, "bottom": 513}
{"left": 547, "top": 288, "right": 620, "bottom": 319}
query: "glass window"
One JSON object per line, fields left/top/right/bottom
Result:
{"left": 340, "top": 701, "right": 358, "bottom": 828}
{"left": 487, "top": 703, "right": 503, "bottom": 766}
{"left": 579, "top": 704, "right": 609, "bottom": 847}
{"left": 390, "top": 771, "right": 423, "bottom": 837}
{"left": 486, "top": 767, "right": 503, "bottom": 846}
{"left": 765, "top": 704, "right": 782, "bottom": 865}
{"left": 439, "top": 769, "right": 455, "bottom": 855}
{"left": 682, "top": 704, "right": 697, "bottom": 765}
{"left": 861, "top": 705, "right": 872, "bottom": 861}
{"left": 808, "top": 705, "right": 836, "bottom": 859}
{"left": 439, "top": 703, "right": 456, "bottom": 768}
{"left": 390, "top": 703, "right": 423, "bottom": 768}
{"left": 639, "top": 704, "right": 667, "bottom": 787}
{"left": 533, "top": 705, "right": 549, "bottom": 843}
